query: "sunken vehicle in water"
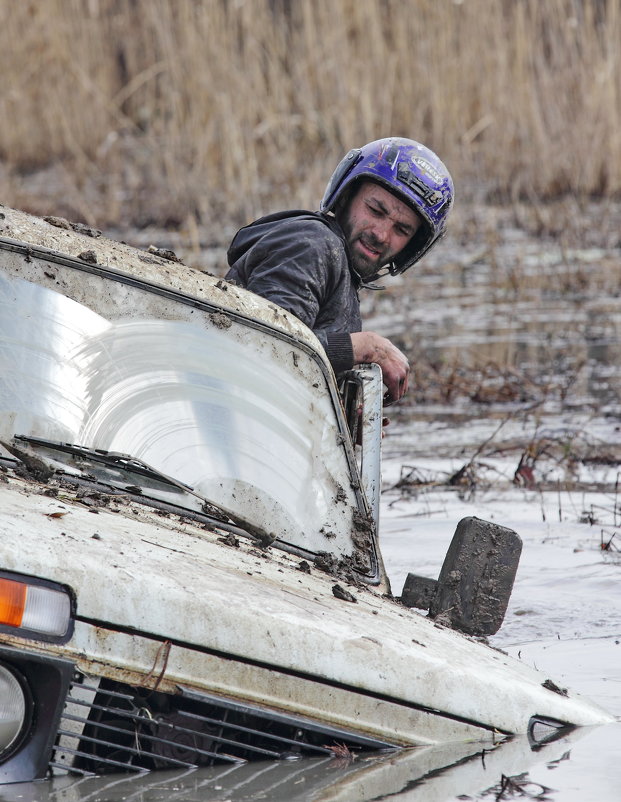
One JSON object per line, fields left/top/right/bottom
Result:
{"left": 0, "top": 205, "right": 613, "bottom": 783}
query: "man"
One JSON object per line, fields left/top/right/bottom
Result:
{"left": 226, "top": 137, "right": 454, "bottom": 405}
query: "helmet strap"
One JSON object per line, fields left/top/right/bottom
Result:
{"left": 360, "top": 280, "right": 386, "bottom": 291}
{"left": 359, "top": 264, "right": 392, "bottom": 289}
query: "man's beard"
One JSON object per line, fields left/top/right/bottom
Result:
{"left": 349, "top": 234, "right": 386, "bottom": 279}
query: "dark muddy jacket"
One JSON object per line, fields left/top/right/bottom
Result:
{"left": 225, "top": 210, "right": 361, "bottom": 374}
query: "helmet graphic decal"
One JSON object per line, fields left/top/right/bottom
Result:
{"left": 413, "top": 157, "right": 444, "bottom": 184}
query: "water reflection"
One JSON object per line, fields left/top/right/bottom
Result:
{"left": 0, "top": 727, "right": 602, "bottom": 802}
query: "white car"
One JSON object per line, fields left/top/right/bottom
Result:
{"left": 0, "top": 205, "right": 613, "bottom": 784}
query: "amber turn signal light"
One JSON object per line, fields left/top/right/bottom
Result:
{"left": 0, "top": 577, "right": 71, "bottom": 639}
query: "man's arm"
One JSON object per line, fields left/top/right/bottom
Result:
{"left": 227, "top": 217, "right": 359, "bottom": 374}
{"left": 350, "top": 331, "right": 410, "bottom": 404}
{"left": 238, "top": 255, "right": 357, "bottom": 373}
{"left": 227, "top": 216, "right": 409, "bottom": 395}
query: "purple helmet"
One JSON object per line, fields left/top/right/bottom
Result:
{"left": 320, "top": 137, "right": 454, "bottom": 274}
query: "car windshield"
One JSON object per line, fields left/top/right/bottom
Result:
{"left": 0, "top": 260, "right": 375, "bottom": 572}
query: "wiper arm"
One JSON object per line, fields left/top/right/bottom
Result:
{"left": 6, "top": 435, "right": 275, "bottom": 546}
{"left": 13, "top": 435, "right": 198, "bottom": 495}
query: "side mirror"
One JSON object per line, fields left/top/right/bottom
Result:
{"left": 401, "top": 517, "right": 522, "bottom": 636}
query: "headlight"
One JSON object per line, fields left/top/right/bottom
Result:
{"left": 0, "top": 576, "right": 73, "bottom": 641}
{"left": 0, "top": 665, "right": 27, "bottom": 758}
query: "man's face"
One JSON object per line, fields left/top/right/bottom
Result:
{"left": 338, "top": 181, "right": 422, "bottom": 279}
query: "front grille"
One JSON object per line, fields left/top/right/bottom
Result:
{"left": 51, "top": 676, "right": 394, "bottom": 776}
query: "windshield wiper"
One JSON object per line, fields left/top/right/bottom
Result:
{"left": 4, "top": 435, "right": 274, "bottom": 546}
{"left": 13, "top": 435, "right": 197, "bottom": 494}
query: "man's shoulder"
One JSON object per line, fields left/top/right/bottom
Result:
{"left": 228, "top": 209, "right": 346, "bottom": 265}
{"left": 249, "top": 209, "right": 343, "bottom": 239}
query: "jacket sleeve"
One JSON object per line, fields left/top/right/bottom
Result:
{"left": 229, "top": 221, "right": 354, "bottom": 373}
{"left": 320, "top": 332, "right": 355, "bottom": 375}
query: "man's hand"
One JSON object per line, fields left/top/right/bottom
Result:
{"left": 350, "top": 331, "right": 409, "bottom": 404}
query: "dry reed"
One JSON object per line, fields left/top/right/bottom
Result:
{"left": 0, "top": 0, "right": 619, "bottom": 229}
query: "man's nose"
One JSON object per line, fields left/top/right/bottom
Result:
{"left": 372, "top": 219, "right": 389, "bottom": 244}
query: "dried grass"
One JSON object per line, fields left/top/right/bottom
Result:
{"left": 0, "top": 0, "right": 619, "bottom": 228}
